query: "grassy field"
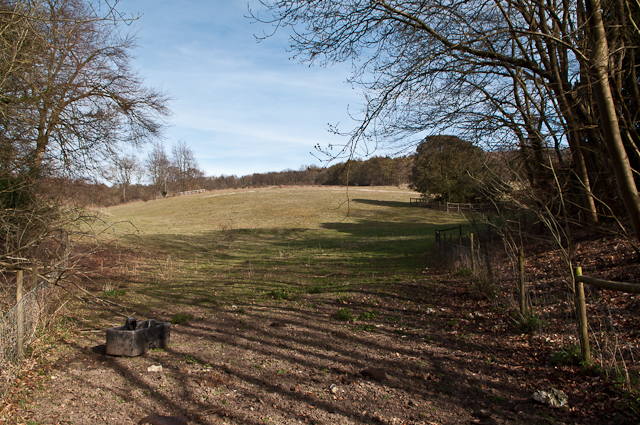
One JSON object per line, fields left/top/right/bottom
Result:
{"left": 11, "top": 186, "right": 640, "bottom": 424}
{"left": 102, "top": 186, "right": 470, "bottom": 314}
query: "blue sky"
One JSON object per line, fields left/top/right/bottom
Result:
{"left": 118, "top": 0, "right": 366, "bottom": 177}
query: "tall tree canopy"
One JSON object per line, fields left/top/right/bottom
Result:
{"left": 0, "top": 0, "right": 169, "bottom": 269}
{"left": 252, "top": 0, "right": 640, "bottom": 240}
{"left": 410, "top": 135, "right": 488, "bottom": 203}
{"left": 0, "top": 0, "right": 169, "bottom": 179}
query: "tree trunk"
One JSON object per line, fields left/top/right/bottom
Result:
{"left": 586, "top": 0, "right": 640, "bottom": 241}
{"left": 567, "top": 130, "right": 600, "bottom": 225}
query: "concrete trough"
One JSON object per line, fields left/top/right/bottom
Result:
{"left": 106, "top": 318, "right": 171, "bottom": 357}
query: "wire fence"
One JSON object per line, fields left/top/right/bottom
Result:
{"left": 434, "top": 226, "right": 640, "bottom": 382}
{"left": 0, "top": 272, "right": 53, "bottom": 402}
{"left": 435, "top": 227, "right": 495, "bottom": 277}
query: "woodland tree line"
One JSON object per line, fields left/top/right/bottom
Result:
{"left": 0, "top": 0, "right": 169, "bottom": 275}
{"left": 53, "top": 152, "right": 415, "bottom": 207}
{"left": 2, "top": 0, "right": 640, "bottom": 281}
{"left": 252, "top": 0, "right": 640, "bottom": 247}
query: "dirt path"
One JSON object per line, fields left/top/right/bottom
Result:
{"left": 3, "top": 263, "right": 636, "bottom": 425}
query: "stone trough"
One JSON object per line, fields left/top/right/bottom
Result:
{"left": 105, "top": 318, "right": 171, "bottom": 357}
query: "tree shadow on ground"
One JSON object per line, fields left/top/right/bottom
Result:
{"left": 36, "top": 221, "right": 620, "bottom": 424}
{"left": 32, "top": 272, "right": 584, "bottom": 425}
{"left": 351, "top": 198, "right": 412, "bottom": 208}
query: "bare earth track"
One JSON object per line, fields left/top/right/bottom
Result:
{"left": 1, "top": 188, "right": 639, "bottom": 424}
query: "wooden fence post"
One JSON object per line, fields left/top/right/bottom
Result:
{"left": 470, "top": 233, "right": 475, "bottom": 273}
{"left": 518, "top": 248, "right": 526, "bottom": 316}
{"left": 31, "top": 266, "right": 39, "bottom": 318}
{"left": 65, "top": 232, "right": 70, "bottom": 268}
{"left": 574, "top": 267, "right": 591, "bottom": 364}
{"left": 31, "top": 266, "right": 38, "bottom": 287}
{"left": 16, "top": 270, "right": 24, "bottom": 358}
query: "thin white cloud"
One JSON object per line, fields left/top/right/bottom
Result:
{"left": 119, "top": 0, "right": 364, "bottom": 176}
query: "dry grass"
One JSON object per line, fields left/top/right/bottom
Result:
{"left": 84, "top": 185, "right": 471, "bottom": 326}
{"left": 103, "top": 186, "right": 462, "bottom": 235}
{"left": 6, "top": 187, "right": 640, "bottom": 424}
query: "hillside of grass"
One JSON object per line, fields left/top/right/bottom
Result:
{"left": 99, "top": 186, "right": 470, "bottom": 311}
{"left": 105, "top": 186, "right": 460, "bottom": 235}
{"left": 9, "top": 186, "right": 640, "bottom": 425}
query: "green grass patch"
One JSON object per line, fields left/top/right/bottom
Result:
{"left": 356, "top": 324, "right": 376, "bottom": 332}
{"left": 268, "top": 289, "right": 295, "bottom": 300}
{"left": 551, "top": 344, "right": 581, "bottom": 366}
{"left": 184, "top": 355, "right": 198, "bottom": 365}
{"left": 455, "top": 268, "right": 472, "bottom": 277}
{"left": 517, "top": 315, "right": 544, "bottom": 335}
{"left": 336, "top": 292, "right": 351, "bottom": 303}
{"left": 358, "top": 311, "right": 377, "bottom": 321}
{"left": 171, "top": 313, "right": 193, "bottom": 325}
{"left": 98, "top": 187, "right": 469, "bottom": 316}
{"left": 336, "top": 308, "right": 354, "bottom": 321}
{"left": 104, "top": 289, "right": 126, "bottom": 297}
{"left": 306, "top": 285, "right": 324, "bottom": 294}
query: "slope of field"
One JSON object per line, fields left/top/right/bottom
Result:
{"left": 106, "top": 186, "right": 457, "bottom": 234}
{"left": 3, "top": 186, "right": 638, "bottom": 425}
{"left": 99, "top": 186, "right": 469, "bottom": 312}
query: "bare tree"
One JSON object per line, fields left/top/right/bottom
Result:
{"left": 0, "top": 0, "right": 170, "bottom": 179}
{"left": 0, "top": 0, "right": 169, "bottom": 281}
{"left": 104, "top": 154, "right": 141, "bottom": 202}
{"left": 251, "top": 0, "right": 640, "bottom": 241}
{"left": 145, "top": 141, "right": 170, "bottom": 195}
{"left": 171, "top": 140, "right": 200, "bottom": 193}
